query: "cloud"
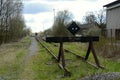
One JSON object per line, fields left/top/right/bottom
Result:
{"left": 44, "top": 0, "right": 75, "bottom": 2}
{"left": 23, "top": 2, "right": 52, "bottom": 14}
{"left": 23, "top": 0, "right": 115, "bottom": 32}
{"left": 23, "top": 12, "right": 54, "bottom": 32}
{"left": 84, "top": 0, "right": 97, "bottom": 2}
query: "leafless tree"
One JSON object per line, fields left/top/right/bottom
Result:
{"left": 83, "top": 12, "right": 96, "bottom": 24}
{"left": 0, "top": 0, "right": 29, "bottom": 44}
{"left": 52, "top": 10, "right": 73, "bottom": 37}
{"left": 83, "top": 10, "right": 106, "bottom": 36}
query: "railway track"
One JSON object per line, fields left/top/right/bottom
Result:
{"left": 35, "top": 36, "right": 104, "bottom": 77}
{"left": 41, "top": 37, "right": 104, "bottom": 69}
{"left": 50, "top": 43, "right": 103, "bottom": 69}
{"left": 35, "top": 36, "right": 71, "bottom": 76}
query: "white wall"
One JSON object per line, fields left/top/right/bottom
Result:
{"left": 106, "top": 5, "right": 120, "bottom": 38}
{"left": 107, "top": 29, "right": 115, "bottom": 38}
{"left": 106, "top": 6, "right": 120, "bottom": 29}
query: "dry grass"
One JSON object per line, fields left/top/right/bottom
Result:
{"left": 32, "top": 40, "right": 120, "bottom": 80}
{"left": 0, "top": 36, "right": 120, "bottom": 79}
{"left": 0, "top": 37, "right": 31, "bottom": 79}
{"left": 95, "top": 36, "right": 120, "bottom": 59}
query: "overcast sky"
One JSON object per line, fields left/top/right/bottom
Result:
{"left": 22, "top": 0, "right": 115, "bottom": 33}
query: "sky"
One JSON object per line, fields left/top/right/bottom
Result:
{"left": 22, "top": 0, "right": 115, "bottom": 33}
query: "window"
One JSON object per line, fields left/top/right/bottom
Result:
{"left": 116, "top": 29, "right": 120, "bottom": 40}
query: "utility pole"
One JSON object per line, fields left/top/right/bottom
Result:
{"left": 53, "top": 8, "right": 55, "bottom": 23}
{"left": 43, "top": 23, "right": 44, "bottom": 32}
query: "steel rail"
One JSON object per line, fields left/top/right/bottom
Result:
{"left": 35, "top": 36, "right": 71, "bottom": 76}
{"left": 45, "top": 40, "right": 104, "bottom": 69}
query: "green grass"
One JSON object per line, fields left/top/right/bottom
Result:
{"left": 1, "top": 37, "right": 120, "bottom": 80}
{"left": 32, "top": 43, "right": 64, "bottom": 80}
{"left": 0, "top": 36, "right": 31, "bottom": 80}
{"left": 31, "top": 41, "right": 120, "bottom": 80}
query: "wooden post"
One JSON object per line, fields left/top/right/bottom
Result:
{"left": 60, "top": 42, "right": 66, "bottom": 67}
{"left": 58, "top": 42, "right": 62, "bottom": 62}
{"left": 58, "top": 40, "right": 71, "bottom": 76}
{"left": 91, "top": 41, "right": 100, "bottom": 67}
{"left": 84, "top": 38, "right": 103, "bottom": 68}
{"left": 57, "top": 38, "right": 66, "bottom": 67}
{"left": 85, "top": 41, "right": 91, "bottom": 60}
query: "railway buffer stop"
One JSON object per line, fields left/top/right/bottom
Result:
{"left": 46, "top": 21, "right": 104, "bottom": 76}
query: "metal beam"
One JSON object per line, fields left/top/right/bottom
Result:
{"left": 46, "top": 36, "right": 99, "bottom": 43}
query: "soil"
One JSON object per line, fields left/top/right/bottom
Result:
{"left": 19, "top": 37, "right": 38, "bottom": 80}
{"left": 24, "top": 37, "right": 38, "bottom": 62}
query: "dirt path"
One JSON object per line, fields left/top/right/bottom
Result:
{"left": 19, "top": 37, "right": 38, "bottom": 80}
{"left": 24, "top": 37, "right": 38, "bottom": 62}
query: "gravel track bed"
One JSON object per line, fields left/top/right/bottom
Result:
{"left": 82, "top": 72, "right": 120, "bottom": 80}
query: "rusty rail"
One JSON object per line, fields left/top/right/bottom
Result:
{"left": 35, "top": 36, "right": 71, "bottom": 76}
{"left": 35, "top": 36, "right": 104, "bottom": 77}
{"left": 46, "top": 39, "right": 104, "bottom": 69}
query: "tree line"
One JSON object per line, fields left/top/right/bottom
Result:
{"left": 0, "top": 0, "right": 30, "bottom": 45}
{"left": 42, "top": 9, "right": 106, "bottom": 37}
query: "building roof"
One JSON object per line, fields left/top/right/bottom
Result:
{"left": 79, "top": 23, "right": 96, "bottom": 29}
{"left": 104, "top": 0, "right": 120, "bottom": 7}
{"left": 104, "top": 0, "right": 120, "bottom": 10}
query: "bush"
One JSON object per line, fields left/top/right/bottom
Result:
{"left": 95, "top": 36, "right": 120, "bottom": 59}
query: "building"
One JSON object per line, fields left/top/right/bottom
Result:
{"left": 104, "top": 0, "right": 120, "bottom": 39}
{"left": 76, "top": 23, "right": 100, "bottom": 36}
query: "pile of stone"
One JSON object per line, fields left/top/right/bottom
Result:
{"left": 82, "top": 72, "right": 120, "bottom": 80}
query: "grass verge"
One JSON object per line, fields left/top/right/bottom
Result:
{"left": 31, "top": 41, "right": 120, "bottom": 80}
{"left": 0, "top": 36, "right": 31, "bottom": 80}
